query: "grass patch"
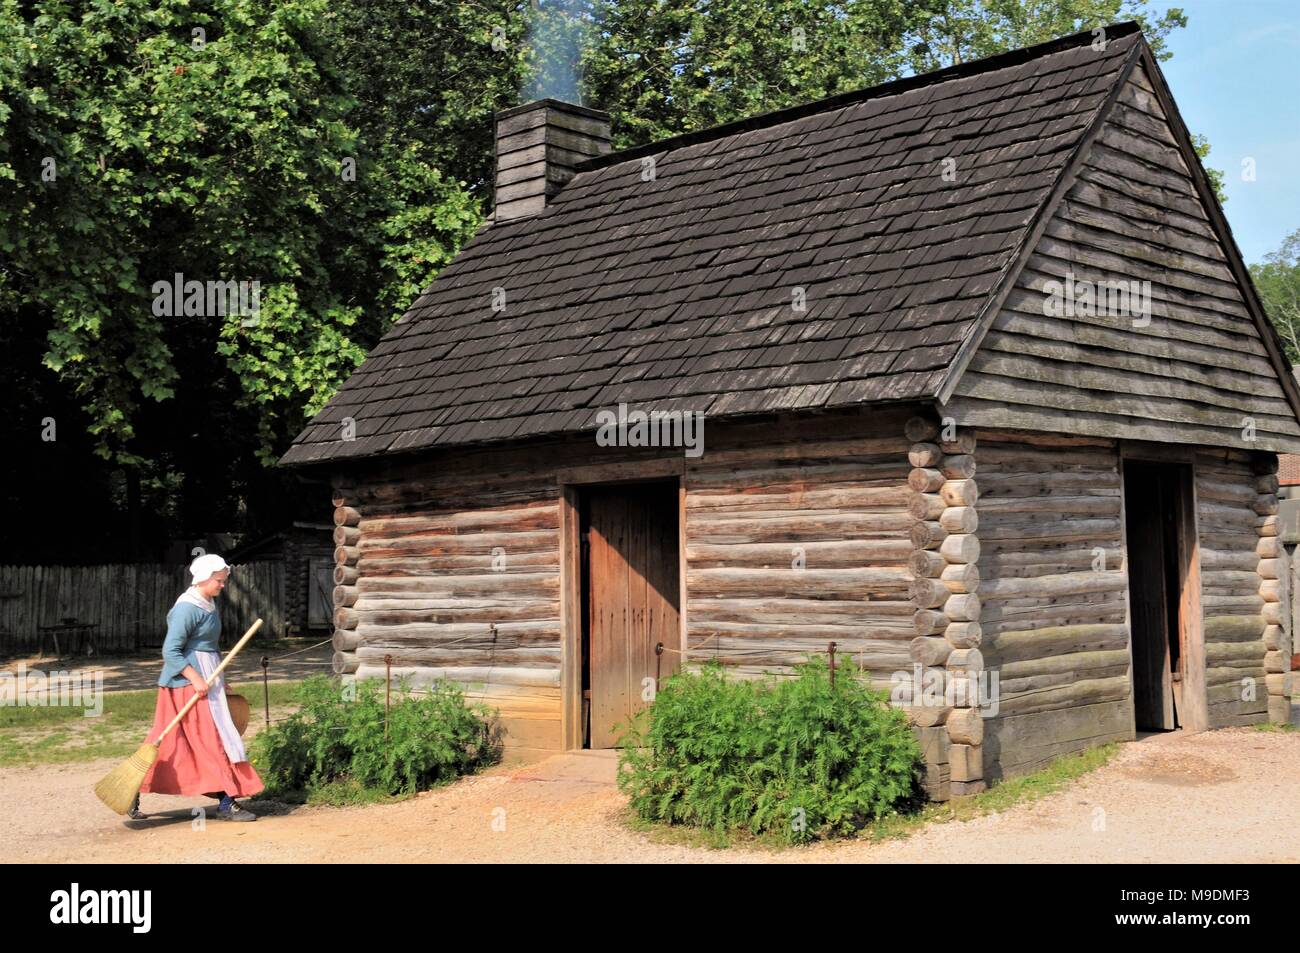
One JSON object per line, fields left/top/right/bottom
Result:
{"left": 863, "top": 742, "right": 1119, "bottom": 840}
{"left": 0, "top": 679, "right": 305, "bottom": 768}
{"left": 624, "top": 742, "right": 1120, "bottom": 851}
{"left": 1253, "top": 722, "right": 1299, "bottom": 733}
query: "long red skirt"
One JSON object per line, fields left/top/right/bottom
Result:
{"left": 139, "top": 686, "right": 264, "bottom": 797}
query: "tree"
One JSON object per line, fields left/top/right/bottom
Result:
{"left": 1, "top": 0, "right": 1201, "bottom": 476}
{"left": 1190, "top": 133, "right": 1226, "bottom": 206}
{"left": 0, "top": 0, "right": 483, "bottom": 556}
{"left": 316, "top": 0, "right": 531, "bottom": 201}
{"left": 314, "top": 0, "right": 933, "bottom": 185}
{"left": 350, "top": 1, "right": 1193, "bottom": 172}
{"left": 1252, "top": 229, "right": 1300, "bottom": 365}
{"left": 0, "top": 0, "right": 481, "bottom": 471}
{"left": 904, "top": 0, "right": 1186, "bottom": 71}
{"left": 578, "top": 0, "right": 931, "bottom": 147}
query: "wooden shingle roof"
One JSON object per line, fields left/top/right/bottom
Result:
{"left": 282, "top": 24, "right": 1146, "bottom": 467}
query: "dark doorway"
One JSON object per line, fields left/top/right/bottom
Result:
{"left": 579, "top": 481, "right": 680, "bottom": 748}
{"left": 1123, "top": 461, "right": 1193, "bottom": 731}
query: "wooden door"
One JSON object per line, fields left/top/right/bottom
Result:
{"left": 583, "top": 484, "right": 680, "bottom": 748}
{"left": 308, "top": 558, "right": 333, "bottom": 628}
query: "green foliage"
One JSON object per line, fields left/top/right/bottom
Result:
{"left": 0, "top": 0, "right": 481, "bottom": 467}
{"left": 578, "top": 0, "right": 924, "bottom": 148}
{"left": 618, "top": 658, "right": 924, "bottom": 844}
{"left": 318, "top": 0, "right": 530, "bottom": 198}
{"left": 1190, "top": 133, "right": 1227, "bottom": 207}
{"left": 906, "top": 0, "right": 1186, "bottom": 72}
{"left": 321, "top": 1, "right": 1193, "bottom": 175}
{"left": 1253, "top": 721, "right": 1299, "bottom": 733}
{"left": 1251, "top": 228, "right": 1300, "bottom": 364}
{"left": 252, "top": 674, "right": 498, "bottom": 797}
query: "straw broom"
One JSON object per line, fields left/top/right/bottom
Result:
{"left": 95, "top": 618, "right": 263, "bottom": 814}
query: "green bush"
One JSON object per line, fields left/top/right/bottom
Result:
{"left": 252, "top": 674, "right": 498, "bottom": 797}
{"left": 617, "top": 658, "right": 924, "bottom": 843}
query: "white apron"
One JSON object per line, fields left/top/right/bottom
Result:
{"left": 193, "top": 650, "right": 248, "bottom": 765}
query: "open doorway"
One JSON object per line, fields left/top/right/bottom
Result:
{"left": 1123, "top": 460, "right": 1196, "bottom": 731}
{"left": 578, "top": 481, "right": 680, "bottom": 748}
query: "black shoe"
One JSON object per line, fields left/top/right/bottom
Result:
{"left": 126, "top": 797, "right": 146, "bottom": 820}
{"left": 217, "top": 801, "right": 256, "bottom": 822}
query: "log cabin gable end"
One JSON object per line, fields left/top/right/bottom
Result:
{"left": 937, "top": 44, "right": 1300, "bottom": 455}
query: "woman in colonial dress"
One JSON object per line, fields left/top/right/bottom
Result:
{"left": 130, "top": 553, "right": 263, "bottom": 821}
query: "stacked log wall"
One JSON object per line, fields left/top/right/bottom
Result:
{"left": 324, "top": 409, "right": 1283, "bottom": 777}
{"left": 1254, "top": 458, "right": 1292, "bottom": 724}
{"left": 327, "top": 408, "right": 924, "bottom": 758}
{"left": 682, "top": 410, "right": 914, "bottom": 683}
{"left": 1195, "top": 450, "right": 1277, "bottom": 726}
{"left": 975, "top": 431, "right": 1134, "bottom": 781}
{"left": 330, "top": 460, "right": 568, "bottom": 753}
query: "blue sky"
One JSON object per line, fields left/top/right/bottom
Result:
{"left": 1158, "top": 0, "right": 1300, "bottom": 263}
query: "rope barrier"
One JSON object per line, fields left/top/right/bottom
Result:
{"left": 657, "top": 642, "right": 864, "bottom": 660}
{"left": 263, "top": 636, "right": 335, "bottom": 661}
{"left": 245, "top": 627, "right": 886, "bottom": 733}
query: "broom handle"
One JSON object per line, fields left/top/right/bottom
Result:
{"left": 151, "top": 619, "right": 263, "bottom": 746}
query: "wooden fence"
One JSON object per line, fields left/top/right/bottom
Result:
{"left": 0, "top": 562, "right": 285, "bottom": 655}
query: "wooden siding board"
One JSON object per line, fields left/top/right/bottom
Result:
{"left": 947, "top": 62, "right": 1300, "bottom": 453}
{"left": 0, "top": 562, "right": 282, "bottom": 655}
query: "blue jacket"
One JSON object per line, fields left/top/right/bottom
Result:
{"left": 159, "top": 600, "right": 222, "bottom": 688}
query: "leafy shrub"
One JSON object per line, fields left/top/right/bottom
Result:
{"left": 252, "top": 674, "right": 498, "bottom": 797}
{"left": 618, "top": 658, "right": 923, "bottom": 843}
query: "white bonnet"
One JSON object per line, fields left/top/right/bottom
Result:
{"left": 190, "top": 553, "right": 231, "bottom": 585}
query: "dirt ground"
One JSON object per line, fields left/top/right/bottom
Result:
{"left": 3, "top": 727, "right": 1297, "bottom": 863}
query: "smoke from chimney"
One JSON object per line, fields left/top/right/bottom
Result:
{"left": 524, "top": 0, "right": 588, "bottom": 104}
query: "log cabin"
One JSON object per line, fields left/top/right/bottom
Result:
{"left": 280, "top": 22, "right": 1300, "bottom": 798}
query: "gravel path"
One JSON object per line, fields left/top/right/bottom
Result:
{"left": 4, "top": 728, "right": 1297, "bottom": 863}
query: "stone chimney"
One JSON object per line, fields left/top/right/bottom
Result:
{"left": 494, "top": 99, "right": 612, "bottom": 222}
